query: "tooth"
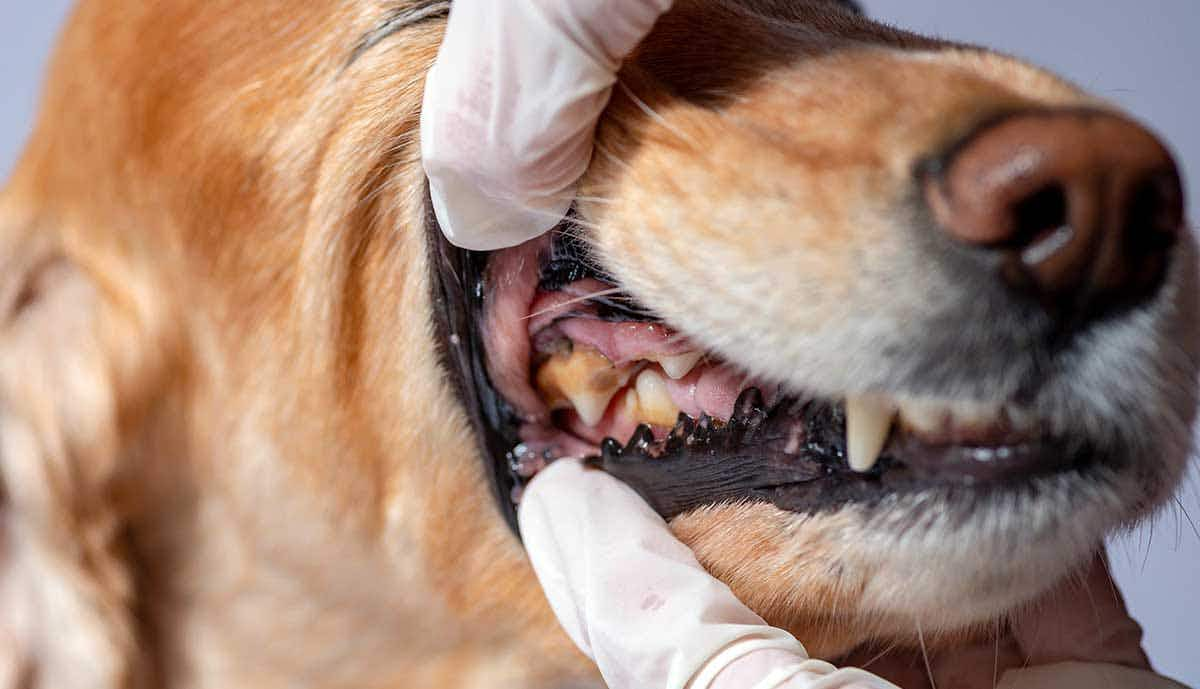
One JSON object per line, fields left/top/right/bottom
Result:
{"left": 948, "top": 400, "right": 1001, "bottom": 430}
{"left": 653, "top": 351, "right": 704, "bottom": 380}
{"left": 635, "top": 369, "right": 681, "bottom": 426}
{"left": 845, "top": 395, "right": 897, "bottom": 473}
{"left": 1004, "top": 404, "right": 1037, "bottom": 434}
{"left": 535, "top": 346, "right": 633, "bottom": 427}
{"left": 896, "top": 398, "right": 947, "bottom": 435}
{"left": 569, "top": 388, "right": 616, "bottom": 427}
{"left": 620, "top": 387, "right": 640, "bottom": 419}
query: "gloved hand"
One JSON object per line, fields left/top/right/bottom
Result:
{"left": 420, "top": 0, "right": 673, "bottom": 250}
{"left": 518, "top": 458, "right": 1190, "bottom": 689}
{"left": 518, "top": 458, "right": 898, "bottom": 689}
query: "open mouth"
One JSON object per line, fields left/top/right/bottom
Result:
{"left": 426, "top": 201, "right": 1099, "bottom": 531}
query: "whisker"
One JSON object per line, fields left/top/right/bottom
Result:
{"left": 595, "top": 141, "right": 635, "bottom": 172}
{"left": 1175, "top": 496, "right": 1200, "bottom": 544}
{"left": 992, "top": 617, "right": 1001, "bottom": 689}
{"left": 522, "top": 287, "right": 625, "bottom": 321}
{"left": 572, "top": 195, "right": 618, "bottom": 205}
{"left": 617, "top": 80, "right": 699, "bottom": 147}
{"left": 916, "top": 618, "right": 938, "bottom": 689}
{"left": 1141, "top": 515, "right": 1155, "bottom": 573}
{"left": 859, "top": 642, "right": 897, "bottom": 670}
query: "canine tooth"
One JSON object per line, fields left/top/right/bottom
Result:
{"left": 845, "top": 395, "right": 896, "bottom": 473}
{"left": 654, "top": 351, "right": 704, "bottom": 379}
{"left": 635, "top": 369, "right": 681, "bottom": 426}
{"left": 535, "top": 346, "right": 633, "bottom": 427}
{"left": 570, "top": 389, "right": 615, "bottom": 427}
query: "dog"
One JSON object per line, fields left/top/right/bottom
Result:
{"left": 0, "top": 0, "right": 1195, "bottom": 687}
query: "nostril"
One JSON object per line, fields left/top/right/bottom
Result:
{"left": 1010, "top": 184, "right": 1069, "bottom": 263}
{"left": 924, "top": 108, "right": 1184, "bottom": 324}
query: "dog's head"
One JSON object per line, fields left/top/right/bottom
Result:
{"left": 433, "top": 0, "right": 1199, "bottom": 653}
{"left": 1, "top": 0, "right": 1195, "bottom": 679}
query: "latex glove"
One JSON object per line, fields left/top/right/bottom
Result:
{"left": 519, "top": 459, "right": 1192, "bottom": 689}
{"left": 421, "top": 0, "right": 673, "bottom": 250}
{"left": 518, "top": 458, "right": 898, "bottom": 689}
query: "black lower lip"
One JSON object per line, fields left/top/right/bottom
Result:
{"left": 886, "top": 433, "right": 1084, "bottom": 484}
{"left": 589, "top": 393, "right": 1097, "bottom": 520}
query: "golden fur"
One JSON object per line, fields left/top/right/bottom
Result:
{"left": 0, "top": 1, "right": 1193, "bottom": 687}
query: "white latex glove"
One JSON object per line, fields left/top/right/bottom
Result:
{"left": 421, "top": 0, "right": 673, "bottom": 250}
{"left": 518, "top": 458, "right": 898, "bottom": 689}
{"left": 518, "top": 459, "right": 1192, "bottom": 689}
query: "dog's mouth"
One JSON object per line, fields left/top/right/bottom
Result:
{"left": 426, "top": 201, "right": 1100, "bottom": 531}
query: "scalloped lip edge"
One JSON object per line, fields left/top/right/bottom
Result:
{"left": 423, "top": 191, "right": 1102, "bottom": 537}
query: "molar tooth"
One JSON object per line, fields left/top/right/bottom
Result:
{"left": 635, "top": 369, "right": 681, "bottom": 426}
{"left": 946, "top": 400, "right": 1003, "bottom": 434}
{"left": 654, "top": 351, "right": 704, "bottom": 380}
{"left": 896, "top": 398, "right": 948, "bottom": 435}
{"left": 1004, "top": 405, "right": 1038, "bottom": 434}
{"left": 845, "top": 395, "right": 897, "bottom": 473}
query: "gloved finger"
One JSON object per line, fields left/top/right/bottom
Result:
{"left": 421, "top": 0, "right": 673, "bottom": 250}
{"left": 518, "top": 458, "right": 897, "bottom": 689}
{"left": 1008, "top": 551, "right": 1150, "bottom": 669}
{"left": 518, "top": 458, "right": 803, "bottom": 689}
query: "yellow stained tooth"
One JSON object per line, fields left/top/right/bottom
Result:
{"left": 634, "top": 369, "right": 681, "bottom": 427}
{"left": 621, "top": 387, "right": 641, "bottom": 419}
{"left": 535, "top": 346, "right": 634, "bottom": 427}
{"left": 654, "top": 351, "right": 704, "bottom": 380}
{"left": 845, "top": 395, "right": 897, "bottom": 473}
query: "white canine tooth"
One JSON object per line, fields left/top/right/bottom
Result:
{"left": 635, "top": 369, "right": 681, "bottom": 427}
{"left": 655, "top": 351, "right": 704, "bottom": 380}
{"left": 845, "top": 395, "right": 897, "bottom": 473}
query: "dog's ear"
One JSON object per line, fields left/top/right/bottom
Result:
{"left": 0, "top": 224, "right": 169, "bottom": 688}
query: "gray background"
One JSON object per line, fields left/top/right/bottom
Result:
{"left": 1, "top": 1, "right": 1196, "bottom": 685}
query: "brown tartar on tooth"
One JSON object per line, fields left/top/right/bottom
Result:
{"left": 535, "top": 345, "right": 637, "bottom": 427}
{"left": 534, "top": 343, "right": 693, "bottom": 430}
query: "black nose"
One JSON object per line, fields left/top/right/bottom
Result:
{"left": 924, "top": 109, "right": 1183, "bottom": 323}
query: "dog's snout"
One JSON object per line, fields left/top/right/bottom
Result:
{"left": 925, "top": 110, "right": 1183, "bottom": 320}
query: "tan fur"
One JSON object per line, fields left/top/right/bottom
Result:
{"left": 0, "top": 1, "right": 1190, "bottom": 687}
